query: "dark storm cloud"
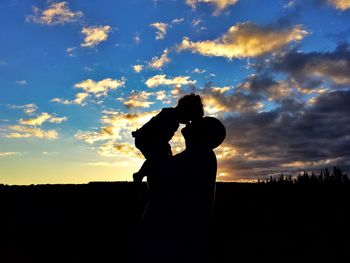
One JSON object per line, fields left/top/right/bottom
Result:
{"left": 237, "top": 74, "right": 294, "bottom": 100}
{"left": 219, "top": 89, "right": 350, "bottom": 180}
{"left": 270, "top": 43, "right": 350, "bottom": 88}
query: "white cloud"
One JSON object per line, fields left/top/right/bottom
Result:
{"left": 155, "top": 90, "right": 167, "bottom": 101}
{"left": 75, "top": 77, "right": 125, "bottom": 97}
{"left": 75, "top": 110, "right": 159, "bottom": 159}
{"left": 192, "top": 18, "right": 203, "bottom": 27}
{"left": 145, "top": 74, "right": 196, "bottom": 88}
{"left": 66, "top": 47, "right": 76, "bottom": 57}
{"left": 123, "top": 91, "right": 155, "bottom": 109}
{"left": 10, "top": 103, "right": 38, "bottom": 115}
{"left": 16, "top": 80, "right": 27, "bottom": 85}
{"left": 81, "top": 25, "right": 112, "bottom": 47}
{"left": 5, "top": 125, "right": 58, "bottom": 139}
{"left": 172, "top": 18, "right": 184, "bottom": 24}
{"left": 148, "top": 48, "right": 170, "bottom": 69}
{"left": 133, "top": 64, "right": 144, "bottom": 73}
{"left": 133, "top": 33, "right": 142, "bottom": 44}
{"left": 193, "top": 68, "right": 207, "bottom": 74}
{"left": 178, "top": 22, "right": 307, "bottom": 59}
{"left": 0, "top": 152, "right": 20, "bottom": 157}
{"left": 51, "top": 92, "right": 89, "bottom": 105}
{"left": 150, "top": 22, "right": 168, "bottom": 40}
{"left": 19, "top": 112, "right": 67, "bottom": 126}
{"left": 83, "top": 66, "right": 93, "bottom": 72}
{"left": 26, "top": 2, "right": 83, "bottom": 25}
{"left": 186, "top": 0, "right": 238, "bottom": 15}
{"left": 51, "top": 77, "right": 124, "bottom": 106}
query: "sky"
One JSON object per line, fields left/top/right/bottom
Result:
{"left": 1, "top": 0, "right": 350, "bottom": 184}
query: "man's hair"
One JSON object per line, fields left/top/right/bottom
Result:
{"left": 177, "top": 93, "right": 204, "bottom": 118}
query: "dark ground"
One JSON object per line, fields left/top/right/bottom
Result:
{"left": 2, "top": 182, "right": 349, "bottom": 263}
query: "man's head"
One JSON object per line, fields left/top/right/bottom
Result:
{"left": 176, "top": 93, "right": 204, "bottom": 124}
{"left": 182, "top": 117, "right": 226, "bottom": 150}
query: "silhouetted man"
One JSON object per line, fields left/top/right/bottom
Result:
{"left": 137, "top": 117, "right": 226, "bottom": 263}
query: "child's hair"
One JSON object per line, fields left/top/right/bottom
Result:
{"left": 177, "top": 93, "right": 204, "bottom": 119}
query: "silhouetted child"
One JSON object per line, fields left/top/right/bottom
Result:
{"left": 132, "top": 93, "right": 204, "bottom": 183}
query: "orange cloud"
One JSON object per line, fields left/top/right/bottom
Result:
{"left": 19, "top": 112, "right": 67, "bottom": 126}
{"left": 75, "top": 77, "right": 125, "bottom": 97}
{"left": 178, "top": 22, "right": 307, "bottom": 59}
{"left": 51, "top": 92, "right": 89, "bottom": 105}
{"left": 123, "top": 91, "right": 155, "bottom": 109}
{"left": 328, "top": 0, "right": 350, "bottom": 10}
{"left": 5, "top": 125, "right": 58, "bottom": 139}
{"left": 150, "top": 22, "right": 168, "bottom": 40}
{"left": 75, "top": 110, "right": 159, "bottom": 144}
{"left": 81, "top": 25, "right": 112, "bottom": 47}
{"left": 186, "top": 0, "right": 238, "bottom": 15}
{"left": 149, "top": 49, "right": 170, "bottom": 69}
{"left": 26, "top": 2, "right": 83, "bottom": 25}
{"left": 133, "top": 64, "right": 144, "bottom": 73}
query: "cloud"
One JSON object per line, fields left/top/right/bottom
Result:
{"left": 51, "top": 92, "right": 89, "bottom": 105}
{"left": 16, "top": 80, "right": 27, "bottom": 85}
{"left": 75, "top": 110, "right": 159, "bottom": 145}
{"left": 83, "top": 66, "right": 93, "bottom": 72}
{"left": 133, "top": 33, "right": 142, "bottom": 44}
{"left": 148, "top": 49, "right": 170, "bottom": 69}
{"left": 193, "top": 68, "right": 207, "bottom": 74}
{"left": 75, "top": 77, "right": 125, "bottom": 97}
{"left": 328, "top": 0, "right": 350, "bottom": 10}
{"left": 75, "top": 110, "right": 162, "bottom": 159}
{"left": 133, "top": 64, "right": 144, "bottom": 73}
{"left": 81, "top": 25, "right": 112, "bottom": 47}
{"left": 178, "top": 22, "right": 307, "bottom": 59}
{"left": 5, "top": 125, "right": 58, "bottom": 139}
{"left": 123, "top": 91, "right": 155, "bottom": 109}
{"left": 186, "top": 0, "right": 238, "bottom": 15}
{"left": 0, "top": 152, "right": 20, "bottom": 157}
{"left": 201, "top": 88, "right": 264, "bottom": 115}
{"left": 66, "top": 47, "right": 76, "bottom": 57}
{"left": 10, "top": 103, "right": 38, "bottom": 115}
{"left": 218, "top": 89, "right": 350, "bottom": 180}
{"left": 98, "top": 141, "right": 142, "bottom": 158}
{"left": 19, "top": 112, "right": 67, "bottom": 126}
{"left": 191, "top": 18, "right": 203, "bottom": 27}
{"left": 238, "top": 74, "right": 293, "bottom": 101}
{"left": 172, "top": 18, "right": 184, "bottom": 24}
{"left": 145, "top": 74, "right": 196, "bottom": 88}
{"left": 155, "top": 90, "right": 168, "bottom": 101}
{"left": 26, "top": 2, "right": 83, "bottom": 25}
{"left": 51, "top": 77, "right": 124, "bottom": 106}
{"left": 150, "top": 22, "right": 168, "bottom": 40}
{"left": 270, "top": 43, "right": 350, "bottom": 88}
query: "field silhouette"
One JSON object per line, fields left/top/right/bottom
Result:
{"left": 2, "top": 168, "right": 350, "bottom": 263}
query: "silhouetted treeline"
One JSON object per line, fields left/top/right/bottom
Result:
{"left": 261, "top": 166, "right": 349, "bottom": 185}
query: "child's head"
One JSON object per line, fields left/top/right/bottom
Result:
{"left": 176, "top": 93, "right": 204, "bottom": 124}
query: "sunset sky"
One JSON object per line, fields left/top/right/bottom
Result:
{"left": 1, "top": 0, "right": 350, "bottom": 184}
